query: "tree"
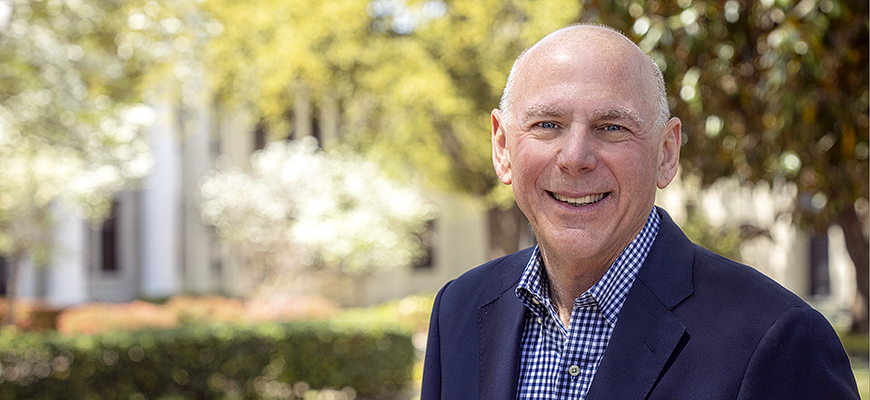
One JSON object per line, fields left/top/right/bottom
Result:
{"left": 199, "top": 0, "right": 580, "bottom": 258}
{"left": 576, "top": 0, "right": 868, "bottom": 331}
{"left": 346, "top": 0, "right": 582, "bottom": 258}
{"left": 199, "top": 137, "right": 435, "bottom": 297}
{"left": 0, "top": 0, "right": 200, "bottom": 324}
{"left": 199, "top": 0, "right": 379, "bottom": 134}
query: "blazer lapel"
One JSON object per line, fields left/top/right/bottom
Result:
{"left": 586, "top": 280, "right": 687, "bottom": 399}
{"left": 477, "top": 251, "right": 528, "bottom": 400}
{"left": 587, "top": 209, "right": 695, "bottom": 399}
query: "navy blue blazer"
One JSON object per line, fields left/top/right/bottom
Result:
{"left": 421, "top": 209, "right": 859, "bottom": 399}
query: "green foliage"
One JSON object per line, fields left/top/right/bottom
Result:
{"left": 348, "top": 0, "right": 582, "bottom": 203}
{"left": 838, "top": 329, "right": 869, "bottom": 399}
{"left": 580, "top": 0, "right": 870, "bottom": 330}
{"left": 578, "top": 0, "right": 868, "bottom": 232}
{"left": 200, "top": 0, "right": 376, "bottom": 131}
{"left": 0, "top": 320, "right": 414, "bottom": 399}
{"left": 199, "top": 0, "right": 867, "bottom": 223}
{"left": 839, "top": 329, "right": 870, "bottom": 360}
{"left": 0, "top": 0, "right": 228, "bottom": 279}
{"left": 0, "top": 0, "right": 176, "bottom": 226}
{"left": 333, "top": 293, "right": 435, "bottom": 335}
{"left": 0, "top": 0, "right": 198, "bottom": 311}
{"left": 199, "top": 0, "right": 579, "bottom": 205}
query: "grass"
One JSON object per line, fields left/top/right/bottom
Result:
{"left": 839, "top": 330, "right": 870, "bottom": 399}
{"left": 856, "top": 364, "right": 869, "bottom": 400}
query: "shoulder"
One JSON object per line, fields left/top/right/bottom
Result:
{"left": 636, "top": 216, "right": 857, "bottom": 397}
{"left": 642, "top": 209, "right": 808, "bottom": 315}
{"left": 642, "top": 210, "right": 827, "bottom": 338}
{"left": 673, "top": 240, "right": 842, "bottom": 362}
{"left": 690, "top": 244, "right": 807, "bottom": 313}
{"left": 736, "top": 302, "right": 859, "bottom": 398}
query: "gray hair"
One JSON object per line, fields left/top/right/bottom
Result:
{"left": 498, "top": 25, "right": 670, "bottom": 131}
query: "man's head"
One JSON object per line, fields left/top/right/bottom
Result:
{"left": 491, "top": 24, "right": 681, "bottom": 272}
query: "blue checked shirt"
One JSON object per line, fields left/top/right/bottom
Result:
{"left": 515, "top": 208, "right": 661, "bottom": 399}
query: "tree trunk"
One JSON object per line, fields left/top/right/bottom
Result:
{"left": 488, "top": 205, "right": 530, "bottom": 260}
{"left": 837, "top": 203, "right": 869, "bottom": 333}
{"left": 3, "top": 252, "right": 23, "bottom": 327}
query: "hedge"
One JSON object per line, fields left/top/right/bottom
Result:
{"left": 0, "top": 320, "right": 414, "bottom": 399}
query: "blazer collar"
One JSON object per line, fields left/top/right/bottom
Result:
{"left": 586, "top": 207, "right": 695, "bottom": 399}
{"left": 477, "top": 247, "right": 530, "bottom": 400}
{"left": 635, "top": 207, "right": 695, "bottom": 309}
{"left": 473, "top": 208, "right": 695, "bottom": 400}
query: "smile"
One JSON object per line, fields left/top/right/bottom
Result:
{"left": 549, "top": 192, "right": 608, "bottom": 207}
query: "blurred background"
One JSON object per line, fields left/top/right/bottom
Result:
{"left": 0, "top": 0, "right": 866, "bottom": 398}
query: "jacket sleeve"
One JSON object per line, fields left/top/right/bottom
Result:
{"left": 421, "top": 282, "right": 450, "bottom": 400}
{"left": 736, "top": 306, "right": 860, "bottom": 399}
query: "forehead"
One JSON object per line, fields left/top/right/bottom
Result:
{"left": 510, "top": 28, "right": 657, "bottom": 122}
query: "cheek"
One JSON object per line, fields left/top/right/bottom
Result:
{"left": 509, "top": 148, "right": 552, "bottom": 204}
{"left": 608, "top": 147, "right": 659, "bottom": 186}
{"left": 515, "top": 140, "right": 555, "bottom": 172}
{"left": 516, "top": 156, "right": 553, "bottom": 194}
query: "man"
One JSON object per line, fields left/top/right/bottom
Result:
{"left": 421, "top": 24, "right": 859, "bottom": 399}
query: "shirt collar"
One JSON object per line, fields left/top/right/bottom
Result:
{"left": 516, "top": 207, "right": 662, "bottom": 327}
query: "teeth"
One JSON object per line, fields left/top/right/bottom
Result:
{"left": 552, "top": 192, "right": 606, "bottom": 206}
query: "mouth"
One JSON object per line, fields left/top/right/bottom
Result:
{"left": 549, "top": 191, "right": 609, "bottom": 207}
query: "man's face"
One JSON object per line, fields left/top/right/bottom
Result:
{"left": 492, "top": 29, "right": 680, "bottom": 271}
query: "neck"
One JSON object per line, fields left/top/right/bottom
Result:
{"left": 541, "top": 250, "right": 611, "bottom": 327}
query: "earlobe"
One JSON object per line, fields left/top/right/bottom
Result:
{"left": 656, "top": 117, "right": 682, "bottom": 189}
{"left": 492, "top": 109, "right": 512, "bottom": 185}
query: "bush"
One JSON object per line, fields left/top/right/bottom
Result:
{"left": 332, "top": 294, "right": 435, "bottom": 335}
{"left": 0, "top": 320, "right": 414, "bottom": 399}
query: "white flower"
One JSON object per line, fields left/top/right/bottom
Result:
{"left": 200, "top": 138, "right": 435, "bottom": 277}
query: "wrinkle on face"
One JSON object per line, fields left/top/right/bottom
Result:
{"left": 491, "top": 25, "right": 679, "bottom": 298}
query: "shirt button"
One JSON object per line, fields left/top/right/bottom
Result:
{"left": 537, "top": 317, "right": 543, "bottom": 324}
{"left": 568, "top": 365, "right": 581, "bottom": 377}
{"left": 532, "top": 297, "right": 540, "bottom": 305}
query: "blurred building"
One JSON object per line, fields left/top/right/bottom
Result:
{"left": 657, "top": 175, "right": 859, "bottom": 326}
{"left": 7, "top": 96, "right": 491, "bottom": 308}
{"left": 5, "top": 99, "right": 859, "bottom": 327}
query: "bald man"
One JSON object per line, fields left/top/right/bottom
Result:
{"left": 421, "top": 25, "right": 859, "bottom": 400}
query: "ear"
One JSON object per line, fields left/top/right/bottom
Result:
{"left": 492, "top": 109, "right": 512, "bottom": 185}
{"left": 656, "top": 117, "right": 681, "bottom": 189}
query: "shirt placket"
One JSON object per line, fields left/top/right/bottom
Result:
{"left": 515, "top": 210, "right": 661, "bottom": 400}
{"left": 529, "top": 294, "right": 567, "bottom": 400}
{"left": 556, "top": 293, "right": 600, "bottom": 400}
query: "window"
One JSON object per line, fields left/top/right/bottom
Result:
{"left": 100, "top": 201, "right": 119, "bottom": 272}
{"left": 414, "top": 219, "right": 437, "bottom": 270}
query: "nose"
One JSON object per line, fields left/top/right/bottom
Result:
{"left": 556, "top": 127, "right": 597, "bottom": 174}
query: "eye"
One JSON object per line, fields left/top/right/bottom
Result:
{"left": 596, "top": 123, "right": 633, "bottom": 142}
{"left": 536, "top": 121, "right": 558, "bottom": 129}
{"left": 602, "top": 124, "right": 627, "bottom": 132}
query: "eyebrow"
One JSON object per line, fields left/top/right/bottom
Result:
{"left": 591, "top": 107, "right": 644, "bottom": 128}
{"left": 521, "top": 104, "right": 645, "bottom": 127}
{"left": 521, "top": 104, "right": 569, "bottom": 121}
